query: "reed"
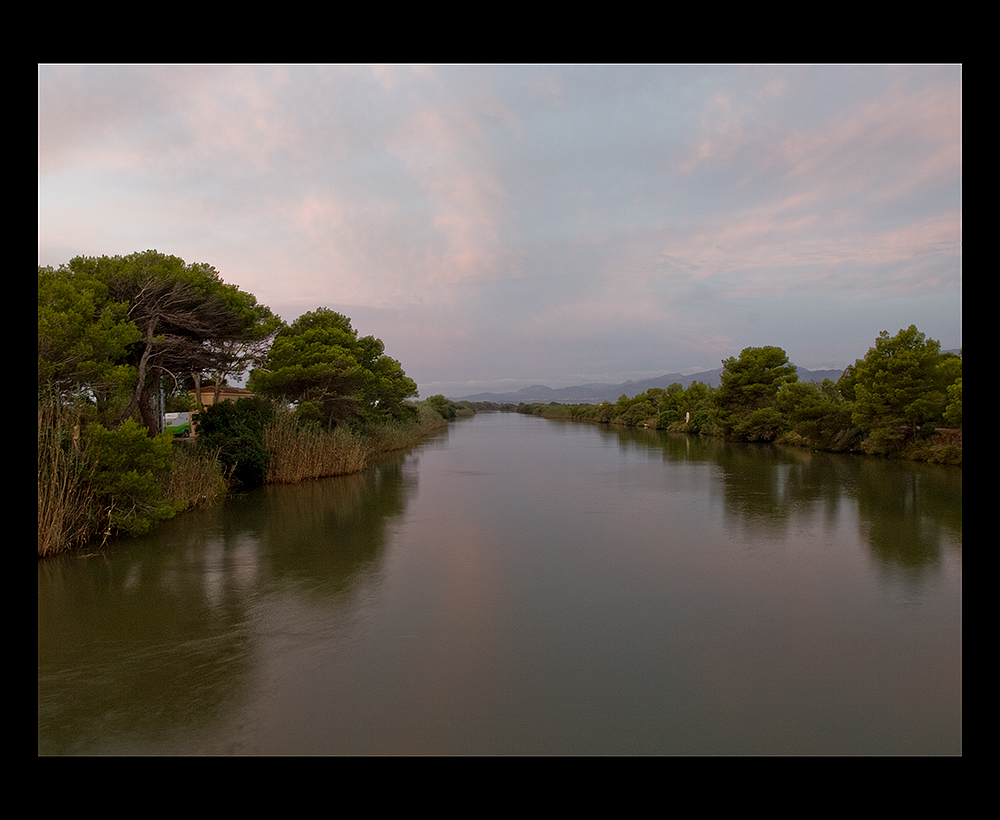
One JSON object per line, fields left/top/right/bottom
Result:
{"left": 262, "top": 406, "right": 447, "bottom": 484}
{"left": 37, "top": 397, "right": 99, "bottom": 557}
{"left": 264, "top": 410, "right": 369, "bottom": 484}
{"left": 162, "top": 444, "right": 230, "bottom": 510}
{"left": 899, "top": 427, "right": 962, "bottom": 466}
{"left": 366, "top": 407, "right": 449, "bottom": 455}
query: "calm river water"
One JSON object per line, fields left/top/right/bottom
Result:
{"left": 38, "top": 412, "right": 962, "bottom": 755}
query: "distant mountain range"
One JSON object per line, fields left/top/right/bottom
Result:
{"left": 451, "top": 365, "right": 846, "bottom": 404}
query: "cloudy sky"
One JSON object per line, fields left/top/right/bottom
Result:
{"left": 38, "top": 64, "right": 962, "bottom": 398}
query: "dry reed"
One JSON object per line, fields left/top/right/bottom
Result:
{"left": 37, "top": 397, "right": 98, "bottom": 557}
{"left": 162, "top": 444, "right": 230, "bottom": 510}
{"left": 264, "top": 411, "right": 369, "bottom": 484}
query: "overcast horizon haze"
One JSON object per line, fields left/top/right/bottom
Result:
{"left": 39, "top": 64, "right": 962, "bottom": 399}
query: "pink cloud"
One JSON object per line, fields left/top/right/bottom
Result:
{"left": 382, "top": 102, "right": 511, "bottom": 288}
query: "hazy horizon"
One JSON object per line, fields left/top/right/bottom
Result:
{"left": 39, "top": 65, "right": 961, "bottom": 398}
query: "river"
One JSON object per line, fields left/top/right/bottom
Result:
{"left": 38, "top": 412, "right": 962, "bottom": 755}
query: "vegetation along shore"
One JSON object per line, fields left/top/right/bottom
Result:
{"left": 38, "top": 251, "right": 448, "bottom": 558}
{"left": 507, "top": 328, "right": 961, "bottom": 467}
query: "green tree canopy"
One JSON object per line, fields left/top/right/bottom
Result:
{"left": 943, "top": 377, "right": 962, "bottom": 426}
{"left": 248, "top": 307, "right": 418, "bottom": 428}
{"left": 850, "top": 325, "right": 957, "bottom": 451}
{"left": 715, "top": 346, "right": 798, "bottom": 440}
{"left": 425, "top": 394, "right": 460, "bottom": 420}
{"left": 38, "top": 264, "right": 141, "bottom": 415}
{"left": 38, "top": 251, "right": 279, "bottom": 432}
{"left": 776, "top": 378, "right": 855, "bottom": 449}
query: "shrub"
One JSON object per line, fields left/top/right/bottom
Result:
{"left": 86, "top": 419, "right": 178, "bottom": 536}
{"left": 196, "top": 396, "right": 275, "bottom": 488}
{"left": 731, "top": 407, "right": 788, "bottom": 442}
{"left": 425, "top": 394, "right": 458, "bottom": 420}
{"left": 655, "top": 408, "right": 684, "bottom": 429}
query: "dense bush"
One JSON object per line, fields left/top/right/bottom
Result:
{"left": 425, "top": 394, "right": 460, "bottom": 420}
{"left": 776, "top": 380, "right": 855, "bottom": 450}
{"left": 196, "top": 396, "right": 276, "bottom": 488}
{"left": 86, "top": 419, "right": 178, "bottom": 536}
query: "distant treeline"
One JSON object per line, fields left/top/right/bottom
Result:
{"left": 493, "top": 327, "right": 962, "bottom": 466}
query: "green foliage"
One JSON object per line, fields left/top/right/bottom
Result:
{"left": 684, "top": 407, "right": 715, "bottom": 435}
{"left": 591, "top": 402, "right": 617, "bottom": 423}
{"left": 38, "top": 265, "right": 141, "bottom": 422}
{"left": 731, "top": 407, "right": 787, "bottom": 442}
{"left": 716, "top": 346, "right": 797, "bottom": 441}
{"left": 85, "top": 419, "right": 178, "bottom": 536}
{"left": 512, "top": 381, "right": 718, "bottom": 432}
{"left": 196, "top": 396, "right": 276, "bottom": 488}
{"left": 249, "top": 307, "right": 418, "bottom": 428}
{"left": 425, "top": 394, "right": 461, "bottom": 420}
{"left": 850, "top": 326, "right": 950, "bottom": 453}
{"left": 507, "top": 328, "right": 956, "bottom": 465}
{"left": 836, "top": 364, "right": 858, "bottom": 402}
{"left": 292, "top": 400, "right": 324, "bottom": 427}
{"left": 38, "top": 252, "right": 445, "bottom": 553}
{"left": 777, "top": 379, "right": 856, "bottom": 449}
{"left": 943, "top": 377, "right": 962, "bottom": 426}
{"left": 38, "top": 250, "right": 279, "bottom": 432}
{"left": 677, "top": 382, "right": 716, "bottom": 433}
{"left": 611, "top": 393, "right": 657, "bottom": 426}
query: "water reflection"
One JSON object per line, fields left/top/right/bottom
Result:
{"left": 853, "top": 458, "right": 962, "bottom": 580}
{"left": 595, "top": 422, "right": 961, "bottom": 577}
{"left": 37, "top": 450, "right": 420, "bottom": 755}
{"left": 251, "top": 455, "right": 415, "bottom": 592}
{"left": 39, "top": 415, "right": 961, "bottom": 755}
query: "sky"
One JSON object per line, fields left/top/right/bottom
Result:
{"left": 38, "top": 64, "right": 962, "bottom": 398}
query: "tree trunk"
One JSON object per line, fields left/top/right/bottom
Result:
{"left": 115, "top": 317, "right": 157, "bottom": 430}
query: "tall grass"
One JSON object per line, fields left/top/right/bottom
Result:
{"left": 363, "top": 407, "right": 448, "bottom": 455}
{"left": 37, "top": 397, "right": 99, "bottom": 558}
{"left": 39, "top": 399, "right": 449, "bottom": 557}
{"left": 263, "top": 406, "right": 448, "bottom": 484}
{"left": 162, "top": 444, "right": 230, "bottom": 511}
{"left": 263, "top": 410, "right": 368, "bottom": 484}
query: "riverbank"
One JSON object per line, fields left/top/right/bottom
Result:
{"left": 38, "top": 401, "right": 449, "bottom": 559}
{"left": 503, "top": 400, "right": 962, "bottom": 466}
